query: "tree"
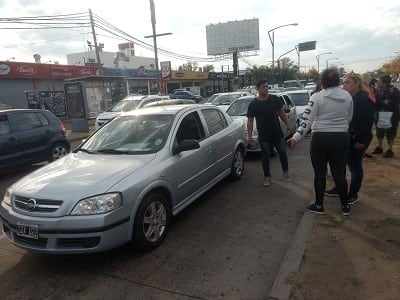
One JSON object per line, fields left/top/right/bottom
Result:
{"left": 276, "top": 57, "right": 298, "bottom": 83}
{"left": 244, "top": 65, "right": 271, "bottom": 86}
{"left": 178, "top": 61, "right": 198, "bottom": 72}
{"left": 202, "top": 64, "right": 214, "bottom": 72}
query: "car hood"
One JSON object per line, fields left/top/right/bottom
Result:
{"left": 96, "top": 111, "right": 120, "bottom": 120}
{"left": 11, "top": 153, "right": 155, "bottom": 200}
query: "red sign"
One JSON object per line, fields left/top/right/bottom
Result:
{"left": 0, "top": 61, "right": 101, "bottom": 79}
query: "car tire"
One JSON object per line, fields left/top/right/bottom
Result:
{"left": 132, "top": 192, "right": 171, "bottom": 251}
{"left": 230, "top": 148, "right": 244, "bottom": 180}
{"left": 48, "top": 143, "right": 69, "bottom": 162}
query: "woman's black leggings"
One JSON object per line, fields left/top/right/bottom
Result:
{"left": 310, "top": 132, "right": 349, "bottom": 206}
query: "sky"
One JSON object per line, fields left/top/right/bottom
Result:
{"left": 1, "top": 0, "right": 399, "bottom": 74}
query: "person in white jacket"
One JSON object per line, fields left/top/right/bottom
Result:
{"left": 287, "top": 68, "right": 354, "bottom": 216}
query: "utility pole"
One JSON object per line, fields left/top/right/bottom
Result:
{"left": 89, "top": 9, "right": 101, "bottom": 69}
{"left": 144, "top": 0, "right": 172, "bottom": 94}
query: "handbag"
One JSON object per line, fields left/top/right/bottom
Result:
{"left": 377, "top": 111, "right": 393, "bottom": 129}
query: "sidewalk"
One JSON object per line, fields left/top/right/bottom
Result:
{"left": 274, "top": 142, "right": 400, "bottom": 299}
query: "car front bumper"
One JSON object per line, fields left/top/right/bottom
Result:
{"left": 0, "top": 203, "right": 131, "bottom": 254}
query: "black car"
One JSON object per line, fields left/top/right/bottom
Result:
{"left": 0, "top": 109, "right": 70, "bottom": 172}
{"left": 169, "top": 90, "right": 202, "bottom": 103}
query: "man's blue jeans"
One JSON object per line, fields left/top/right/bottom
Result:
{"left": 259, "top": 137, "right": 289, "bottom": 178}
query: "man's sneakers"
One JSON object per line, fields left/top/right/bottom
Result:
{"left": 263, "top": 177, "right": 272, "bottom": 187}
{"left": 342, "top": 204, "right": 351, "bottom": 216}
{"left": 305, "top": 203, "right": 325, "bottom": 215}
{"left": 325, "top": 187, "right": 339, "bottom": 197}
{"left": 372, "top": 146, "right": 383, "bottom": 154}
{"left": 383, "top": 149, "right": 394, "bottom": 158}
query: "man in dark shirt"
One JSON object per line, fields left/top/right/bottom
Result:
{"left": 372, "top": 74, "right": 400, "bottom": 157}
{"left": 247, "top": 79, "right": 292, "bottom": 186}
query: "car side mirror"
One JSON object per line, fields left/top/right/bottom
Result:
{"left": 173, "top": 139, "right": 200, "bottom": 155}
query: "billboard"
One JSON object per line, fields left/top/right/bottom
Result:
{"left": 206, "top": 19, "right": 259, "bottom": 56}
{"left": 298, "top": 41, "right": 316, "bottom": 52}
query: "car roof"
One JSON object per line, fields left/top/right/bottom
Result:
{"left": 0, "top": 108, "right": 52, "bottom": 113}
{"left": 121, "top": 94, "right": 146, "bottom": 101}
{"left": 282, "top": 90, "right": 311, "bottom": 94}
{"left": 119, "top": 104, "right": 213, "bottom": 117}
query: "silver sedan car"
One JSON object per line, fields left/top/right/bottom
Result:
{"left": 0, "top": 105, "right": 246, "bottom": 254}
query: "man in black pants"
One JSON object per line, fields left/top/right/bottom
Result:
{"left": 287, "top": 68, "right": 354, "bottom": 216}
{"left": 247, "top": 79, "right": 292, "bottom": 186}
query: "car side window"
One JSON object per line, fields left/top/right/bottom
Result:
{"left": 36, "top": 112, "right": 50, "bottom": 125}
{"left": 278, "top": 95, "right": 286, "bottom": 107}
{"left": 202, "top": 108, "right": 228, "bottom": 136}
{"left": 176, "top": 112, "right": 205, "bottom": 144}
{"left": 14, "top": 112, "right": 43, "bottom": 131}
{"left": 282, "top": 95, "right": 294, "bottom": 108}
{"left": 283, "top": 95, "right": 294, "bottom": 108}
{"left": 0, "top": 114, "right": 11, "bottom": 135}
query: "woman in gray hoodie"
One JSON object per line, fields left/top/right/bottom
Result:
{"left": 287, "top": 68, "right": 353, "bottom": 216}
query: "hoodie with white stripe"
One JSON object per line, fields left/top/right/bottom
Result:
{"left": 293, "top": 86, "right": 353, "bottom": 142}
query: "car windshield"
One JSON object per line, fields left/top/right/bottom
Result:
{"left": 211, "top": 94, "right": 241, "bottom": 106}
{"left": 226, "top": 98, "right": 253, "bottom": 116}
{"left": 287, "top": 93, "right": 310, "bottom": 106}
{"left": 205, "top": 94, "right": 219, "bottom": 103}
{"left": 81, "top": 114, "right": 174, "bottom": 154}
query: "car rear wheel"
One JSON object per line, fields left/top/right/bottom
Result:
{"left": 48, "top": 143, "right": 69, "bottom": 162}
{"left": 133, "top": 192, "right": 171, "bottom": 251}
{"left": 230, "top": 148, "right": 244, "bottom": 180}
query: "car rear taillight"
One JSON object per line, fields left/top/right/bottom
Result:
{"left": 59, "top": 123, "right": 66, "bottom": 134}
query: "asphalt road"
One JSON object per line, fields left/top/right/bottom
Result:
{"left": 0, "top": 137, "right": 314, "bottom": 299}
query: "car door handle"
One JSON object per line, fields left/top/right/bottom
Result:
{"left": 229, "top": 134, "right": 233, "bottom": 139}
{"left": 8, "top": 136, "right": 18, "bottom": 141}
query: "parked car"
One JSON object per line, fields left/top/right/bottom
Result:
{"left": 304, "top": 82, "right": 317, "bottom": 92}
{"left": 169, "top": 90, "right": 202, "bottom": 103}
{"left": 142, "top": 99, "right": 196, "bottom": 108}
{"left": 95, "top": 94, "right": 170, "bottom": 129}
{"left": 226, "top": 94, "right": 297, "bottom": 152}
{"left": 0, "top": 105, "right": 246, "bottom": 254}
{"left": 206, "top": 92, "right": 252, "bottom": 112}
{"left": 283, "top": 90, "right": 312, "bottom": 125}
{"left": 0, "top": 109, "right": 70, "bottom": 173}
{"left": 0, "top": 103, "right": 13, "bottom": 110}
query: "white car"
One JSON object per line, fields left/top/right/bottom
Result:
{"left": 95, "top": 94, "right": 170, "bottom": 129}
{"left": 226, "top": 94, "right": 297, "bottom": 152}
{"left": 206, "top": 92, "right": 252, "bottom": 112}
{"left": 0, "top": 105, "right": 246, "bottom": 254}
{"left": 283, "top": 90, "right": 312, "bottom": 125}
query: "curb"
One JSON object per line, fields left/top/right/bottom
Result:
{"left": 268, "top": 212, "right": 315, "bottom": 300}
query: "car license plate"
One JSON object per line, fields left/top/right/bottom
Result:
{"left": 16, "top": 222, "right": 39, "bottom": 239}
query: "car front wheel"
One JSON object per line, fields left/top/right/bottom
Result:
{"left": 132, "top": 192, "right": 171, "bottom": 251}
{"left": 48, "top": 143, "right": 69, "bottom": 162}
{"left": 230, "top": 148, "right": 244, "bottom": 180}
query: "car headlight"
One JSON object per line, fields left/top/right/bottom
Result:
{"left": 3, "top": 188, "right": 12, "bottom": 206}
{"left": 71, "top": 193, "right": 122, "bottom": 215}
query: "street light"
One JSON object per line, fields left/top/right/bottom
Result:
{"left": 145, "top": 0, "right": 172, "bottom": 94}
{"left": 326, "top": 57, "right": 339, "bottom": 68}
{"left": 316, "top": 52, "right": 332, "bottom": 73}
{"left": 268, "top": 23, "right": 298, "bottom": 86}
